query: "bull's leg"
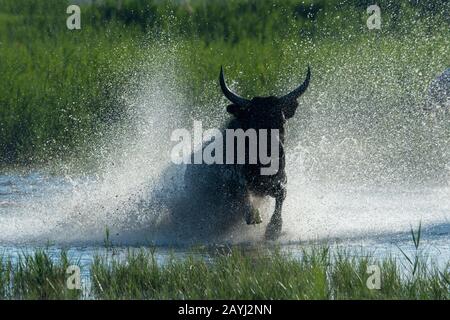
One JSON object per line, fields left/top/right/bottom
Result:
{"left": 264, "top": 186, "right": 286, "bottom": 240}
{"left": 244, "top": 192, "right": 262, "bottom": 225}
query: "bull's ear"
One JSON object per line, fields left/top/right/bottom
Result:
{"left": 227, "top": 104, "right": 247, "bottom": 117}
{"left": 282, "top": 101, "right": 299, "bottom": 119}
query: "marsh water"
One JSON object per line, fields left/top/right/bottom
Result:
{"left": 1, "top": 171, "right": 449, "bottom": 272}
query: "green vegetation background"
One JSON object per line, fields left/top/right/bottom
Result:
{"left": 0, "top": 0, "right": 448, "bottom": 165}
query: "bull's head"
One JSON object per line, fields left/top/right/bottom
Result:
{"left": 220, "top": 66, "right": 311, "bottom": 130}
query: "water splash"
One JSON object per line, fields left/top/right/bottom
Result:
{"left": 0, "top": 34, "right": 449, "bottom": 246}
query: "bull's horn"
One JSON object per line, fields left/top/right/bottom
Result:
{"left": 280, "top": 66, "right": 311, "bottom": 103}
{"left": 219, "top": 66, "right": 251, "bottom": 107}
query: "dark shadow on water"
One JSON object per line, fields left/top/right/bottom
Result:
{"left": 129, "top": 147, "right": 264, "bottom": 245}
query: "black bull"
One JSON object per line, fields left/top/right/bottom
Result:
{"left": 146, "top": 66, "right": 311, "bottom": 243}
{"left": 179, "top": 66, "right": 311, "bottom": 241}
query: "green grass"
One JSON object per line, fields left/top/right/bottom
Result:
{"left": 0, "top": 0, "right": 448, "bottom": 166}
{"left": 0, "top": 226, "right": 448, "bottom": 300}
{"left": 0, "top": 250, "right": 82, "bottom": 299}
{"left": 0, "top": 245, "right": 448, "bottom": 300}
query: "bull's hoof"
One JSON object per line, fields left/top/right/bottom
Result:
{"left": 246, "top": 208, "right": 262, "bottom": 225}
{"left": 264, "top": 218, "right": 282, "bottom": 240}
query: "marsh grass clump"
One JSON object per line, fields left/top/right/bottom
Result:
{"left": 90, "top": 247, "right": 331, "bottom": 299}
{"left": 0, "top": 250, "right": 83, "bottom": 300}
{"left": 0, "top": 245, "right": 448, "bottom": 300}
{"left": 90, "top": 246, "right": 450, "bottom": 300}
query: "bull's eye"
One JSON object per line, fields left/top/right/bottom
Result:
{"left": 227, "top": 104, "right": 248, "bottom": 118}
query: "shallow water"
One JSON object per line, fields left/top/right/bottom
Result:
{"left": 0, "top": 172, "right": 449, "bottom": 270}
